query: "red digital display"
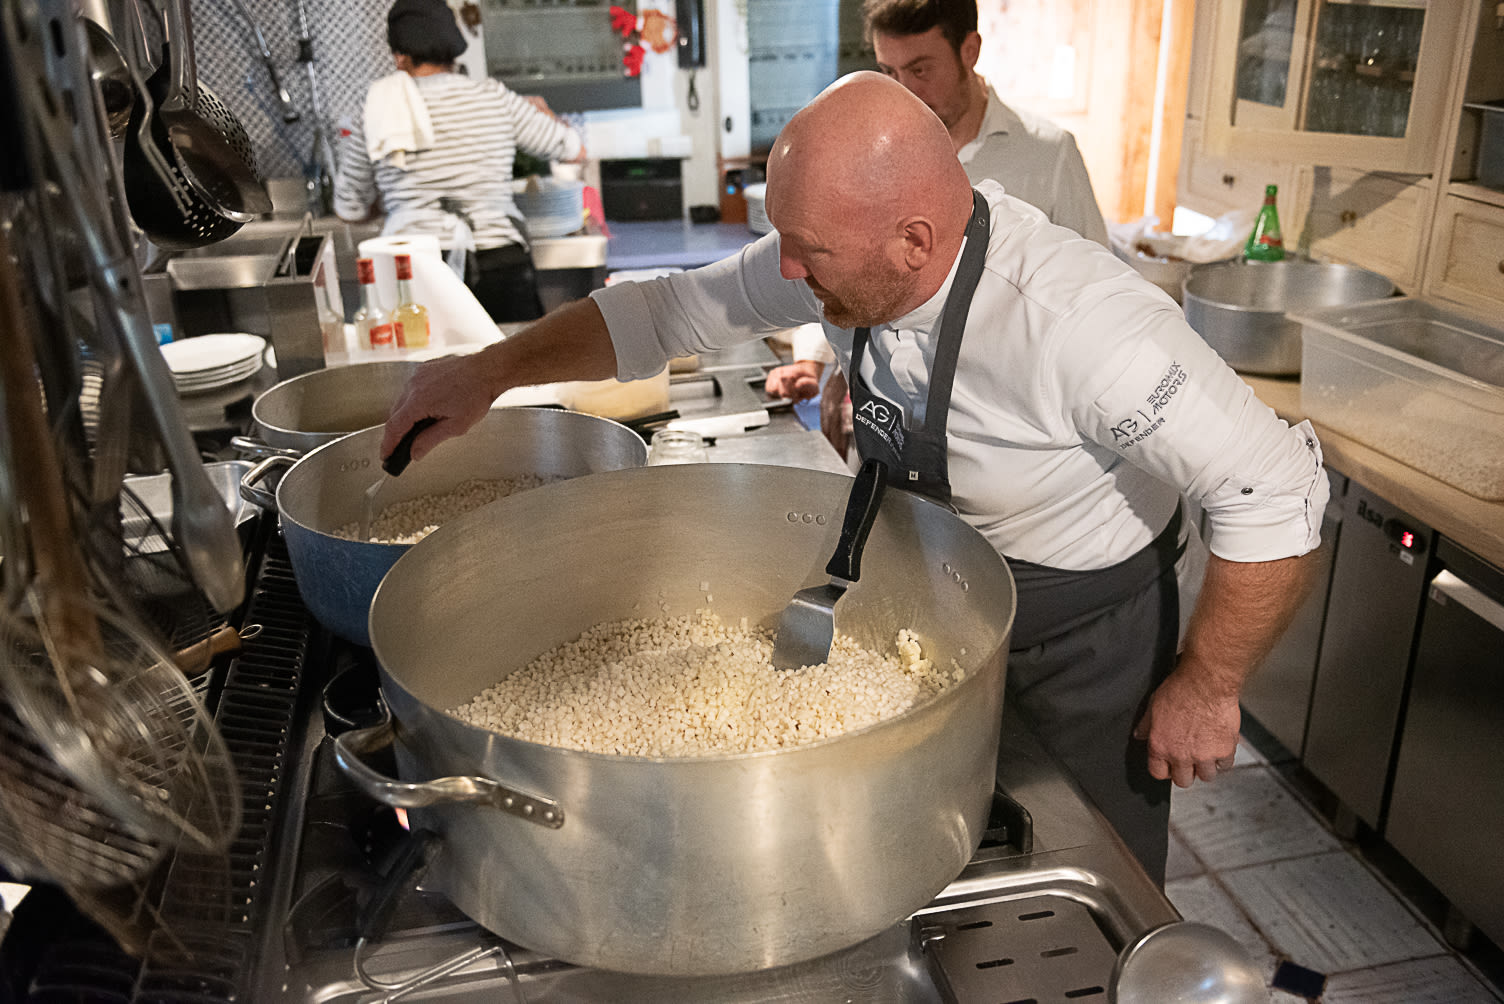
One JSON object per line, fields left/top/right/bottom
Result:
{"left": 1400, "top": 530, "right": 1415, "bottom": 549}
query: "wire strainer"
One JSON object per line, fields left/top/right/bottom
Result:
{"left": 0, "top": 591, "right": 243, "bottom": 876}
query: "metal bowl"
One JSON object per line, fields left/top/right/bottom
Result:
{"left": 1183, "top": 261, "right": 1395, "bottom": 376}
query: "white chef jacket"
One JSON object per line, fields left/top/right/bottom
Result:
{"left": 591, "top": 180, "right": 1328, "bottom": 571}
{"left": 957, "top": 84, "right": 1109, "bottom": 248}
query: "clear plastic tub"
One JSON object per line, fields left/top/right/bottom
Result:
{"left": 1295, "top": 297, "right": 1504, "bottom": 500}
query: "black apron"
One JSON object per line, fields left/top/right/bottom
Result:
{"left": 847, "top": 190, "right": 1180, "bottom": 885}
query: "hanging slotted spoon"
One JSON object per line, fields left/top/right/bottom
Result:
{"left": 153, "top": 0, "right": 271, "bottom": 220}
{"left": 770, "top": 457, "right": 888, "bottom": 670}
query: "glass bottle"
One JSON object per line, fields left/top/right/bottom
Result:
{"left": 392, "top": 254, "right": 430, "bottom": 349}
{"left": 314, "top": 267, "right": 344, "bottom": 355}
{"left": 353, "top": 257, "right": 397, "bottom": 351}
{"left": 647, "top": 429, "right": 708, "bottom": 465}
{"left": 1243, "top": 185, "right": 1285, "bottom": 262}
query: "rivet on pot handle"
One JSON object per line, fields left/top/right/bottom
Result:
{"left": 332, "top": 718, "right": 565, "bottom": 829}
{"left": 238, "top": 453, "right": 297, "bottom": 513}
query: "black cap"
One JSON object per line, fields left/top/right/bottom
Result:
{"left": 387, "top": 0, "right": 467, "bottom": 64}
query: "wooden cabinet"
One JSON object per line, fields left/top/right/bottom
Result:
{"left": 1178, "top": 1, "right": 1298, "bottom": 220}
{"left": 1291, "top": 167, "right": 1433, "bottom": 291}
{"left": 1201, "top": 0, "right": 1466, "bottom": 175}
{"left": 1425, "top": 193, "right": 1504, "bottom": 313}
{"left": 1178, "top": 1, "right": 1504, "bottom": 314}
{"left": 1177, "top": 121, "right": 1297, "bottom": 220}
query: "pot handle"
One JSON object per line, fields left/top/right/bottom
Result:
{"left": 230, "top": 434, "right": 302, "bottom": 460}
{"left": 238, "top": 453, "right": 296, "bottom": 513}
{"left": 331, "top": 718, "right": 565, "bottom": 829}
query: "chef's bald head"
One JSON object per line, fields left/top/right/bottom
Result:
{"left": 767, "top": 72, "right": 970, "bottom": 229}
{"left": 764, "top": 72, "right": 973, "bottom": 325}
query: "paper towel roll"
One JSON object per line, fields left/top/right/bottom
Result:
{"left": 357, "top": 235, "right": 500, "bottom": 350}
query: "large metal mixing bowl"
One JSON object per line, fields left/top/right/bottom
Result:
{"left": 1183, "top": 261, "right": 1395, "bottom": 375}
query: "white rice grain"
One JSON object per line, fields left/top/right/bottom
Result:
{"left": 335, "top": 475, "right": 559, "bottom": 544}
{"left": 449, "top": 610, "right": 959, "bottom": 756}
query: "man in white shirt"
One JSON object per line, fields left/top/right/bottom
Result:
{"left": 769, "top": 0, "right": 1109, "bottom": 454}
{"left": 380, "top": 73, "right": 1327, "bottom": 886}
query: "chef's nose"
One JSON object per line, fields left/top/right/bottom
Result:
{"left": 779, "top": 252, "right": 808, "bottom": 281}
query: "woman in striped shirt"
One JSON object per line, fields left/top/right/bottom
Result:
{"left": 334, "top": 0, "right": 586, "bottom": 322}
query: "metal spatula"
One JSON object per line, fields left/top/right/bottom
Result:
{"left": 770, "top": 458, "right": 888, "bottom": 670}
{"left": 359, "top": 418, "right": 436, "bottom": 541}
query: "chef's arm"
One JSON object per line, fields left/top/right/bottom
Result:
{"left": 1135, "top": 551, "right": 1317, "bottom": 787}
{"left": 381, "top": 298, "right": 616, "bottom": 463}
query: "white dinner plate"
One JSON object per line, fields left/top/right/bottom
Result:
{"left": 174, "top": 355, "right": 264, "bottom": 394}
{"left": 160, "top": 333, "right": 267, "bottom": 375}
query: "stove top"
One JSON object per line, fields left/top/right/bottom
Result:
{"left": 12, "top": 526, "right": 1176, "bottom": 1002}
{"left": 245, "top": 641, "right": 1177, "bottom": 1003}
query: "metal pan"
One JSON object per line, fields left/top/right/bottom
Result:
{"left": 336, "top": 463, "right": 1018, "bottom": 976}
{"left": 246, "top": 359, "right": 422, "bottom": 455}
{"left": 239, "top": 407, "right": 648, "bottom": 646}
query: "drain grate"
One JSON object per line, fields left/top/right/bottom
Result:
{"left": 919, "top": 894, "right": 1119, "bottom": 1003}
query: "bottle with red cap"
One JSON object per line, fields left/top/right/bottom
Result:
{"left": 354, "top": 257, "right": 397, "bottom": 350}
{"left": 392, "top": 253, "right": 430, "bottom": 349}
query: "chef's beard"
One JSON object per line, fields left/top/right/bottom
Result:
{"left": 806, "top": 262, "right": 912, "bottom": 329}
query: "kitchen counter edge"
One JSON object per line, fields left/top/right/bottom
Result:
{"left": 1243, "top": 375, "right": 1504, "bottom": 570}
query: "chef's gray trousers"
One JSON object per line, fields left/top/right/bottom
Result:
{"left": 1005, "top": 562, "right": 1180, "bottom": 886}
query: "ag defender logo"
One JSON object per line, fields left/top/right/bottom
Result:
{"left": 855, "top": 399, "right": 905, "bottom": 451}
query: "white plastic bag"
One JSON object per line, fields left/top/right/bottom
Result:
{"left": 444, "top": 211, "right": 476, "bottom": 281}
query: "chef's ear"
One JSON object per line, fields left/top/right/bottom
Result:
{"left": 896, "top": 216, "right": 937, "bottom": 271}
{"left": 958, "top": 31, "right": 981, "bottom": 72}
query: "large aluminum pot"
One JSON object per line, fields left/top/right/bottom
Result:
{"left": 249, "top": 359, "right": 421, "bottom": 453}
{"left": 338, "top": 463, "right": 1016, "bottom": 976}
{"left": 1182, "top": 261, "right": 1394, "bottom": 375}
{"left": 238, "top": 407, "right": 647, "bottom": 646}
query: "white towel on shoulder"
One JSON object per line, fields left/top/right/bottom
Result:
{"left": 363, "top": 72, "right": 434, "bottom": 170}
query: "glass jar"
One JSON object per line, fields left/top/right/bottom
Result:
{"left": 647, "top": 429, "right": 708, "bottom": 466}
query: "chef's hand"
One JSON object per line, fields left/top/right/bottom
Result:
{"left": 1132, "top": 654, "right": 1242, "bottom": 788}
{"left": 765, "top": 360, "right": 824, "bottom": 402}
{"left": 820, "top": 369, "right": 851, "bottom": 460}
{"left": 381, "top": 352, "right": 499, "bottom": 467}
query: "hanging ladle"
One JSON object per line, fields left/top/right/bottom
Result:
{"left": 81, "top": 16, "right": 134, "bottom": 139}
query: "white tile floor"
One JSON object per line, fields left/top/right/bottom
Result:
{"left": 1166, "top": 736, "right": 1504, "bottom": 1002}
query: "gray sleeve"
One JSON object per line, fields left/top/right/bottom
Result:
{"left": 332, "top": 114, "right": 377, "bottom": 221}
{"left": 493, "top": 80, "right": 583, "bottom": 162}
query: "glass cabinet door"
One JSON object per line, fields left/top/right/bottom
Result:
{"left": 1207, "top": 0, "right": 1466, "bottom": 173}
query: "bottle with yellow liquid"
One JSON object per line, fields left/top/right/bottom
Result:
{"left": 392, "top": 254, "right": 430, "bottom": 349}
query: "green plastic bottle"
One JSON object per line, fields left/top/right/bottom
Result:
{"left": 1243, "top": 184, "right": 1285, "bottom": 262}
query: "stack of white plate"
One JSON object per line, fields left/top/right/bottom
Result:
{"left": 160, "top": 333, "right": 267, "bottom": 394}
{"left": 745, "top": 182, "right": 771, "bottom": 235}
{"left": 512, "top": 178, "right": 586, "bottom": 238}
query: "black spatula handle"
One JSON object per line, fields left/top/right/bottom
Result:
{"left": 826, "top": 457, "right": 887, "bottom": 582}
{"left": 382, "top": 417, "right": 439, "bottom": 476}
